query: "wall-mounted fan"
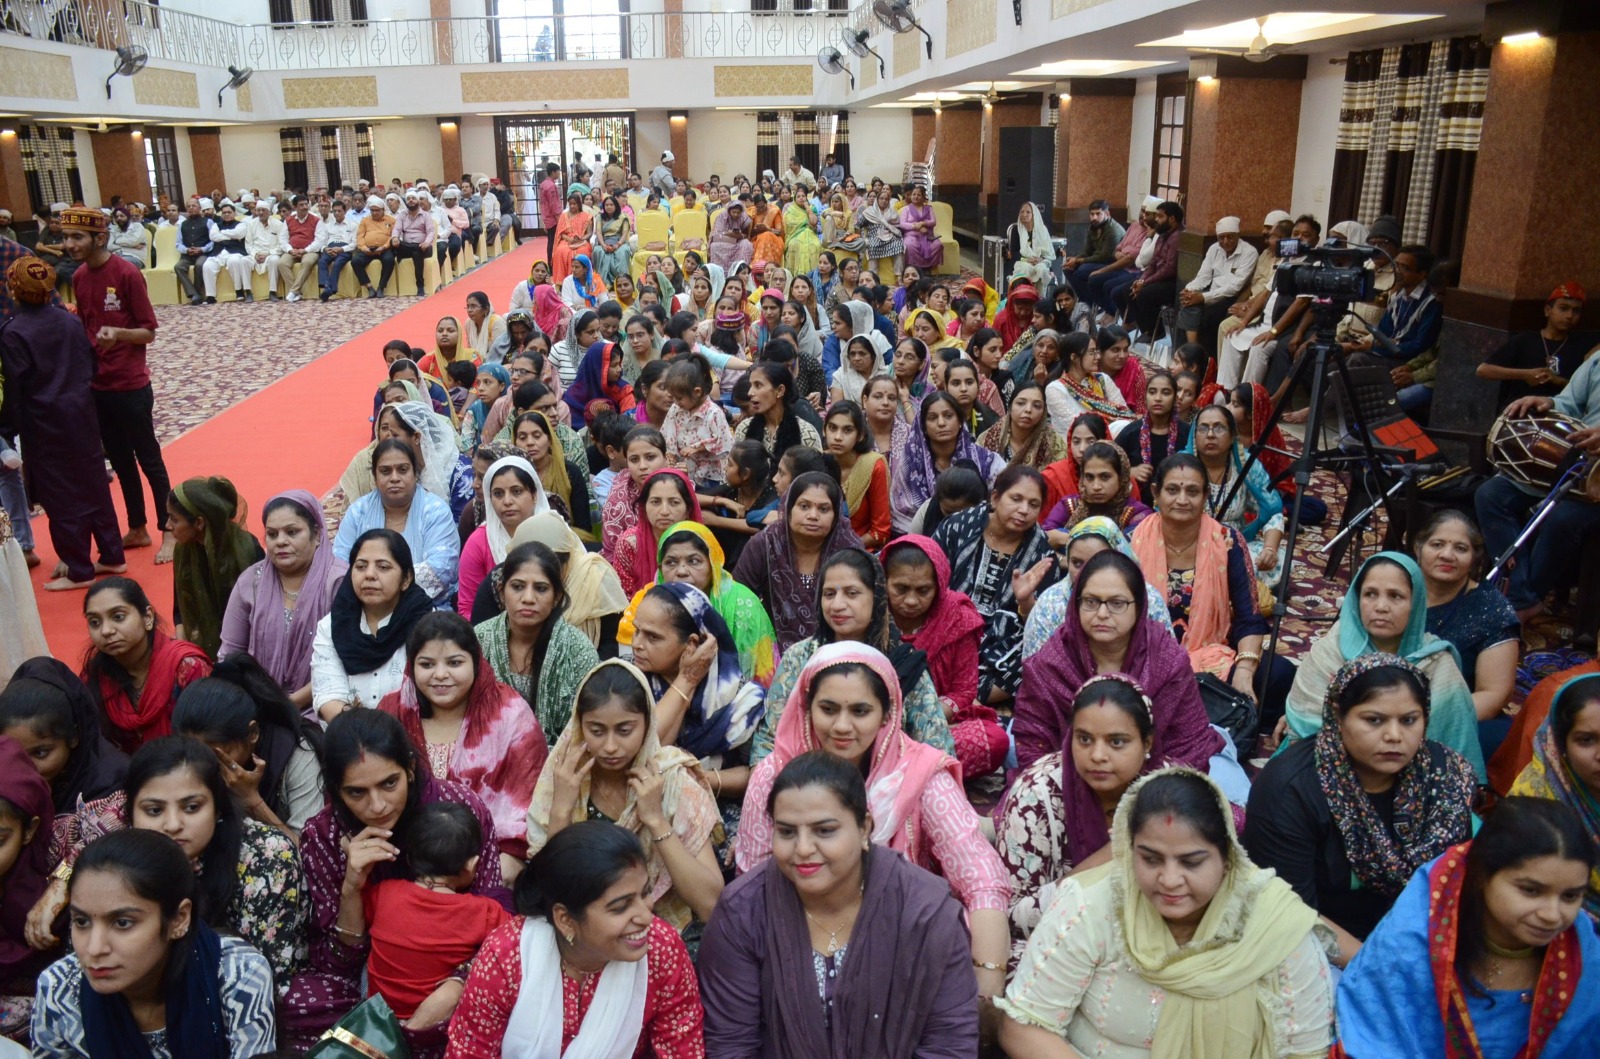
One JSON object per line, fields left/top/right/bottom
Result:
{"left": 817, "top": 46, "right": 855, "bottom": 91}
{"left": 842, "top": 28, "right": 884, "bottom": 80}
{"left": 219, "top": 65, "right": 253, "bottom": 108}
{"left": 872, "top": 0, "right": 933, "bottom": 60}
{"left": 104, "top": 45, "right": 148, "bottom": 99}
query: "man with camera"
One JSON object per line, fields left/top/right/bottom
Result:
{"left": 1475, "top": 346, "right": 1600, "bottom": 623}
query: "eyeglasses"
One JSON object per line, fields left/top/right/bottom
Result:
{"left": 1194, "top": 423, "right": 1231, "bottom": 437}
{"left": 1078, "top": 595, "right": 1135, "bottom": 615}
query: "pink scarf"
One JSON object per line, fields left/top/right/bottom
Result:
{"left": 751, "top": 642, "right": 957, "bottom": 864}
{"left": 626, "top": 469, "right": 703, "bottom": 595}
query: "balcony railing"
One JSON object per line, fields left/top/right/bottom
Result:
{"left": 0, "top": 0, "right": 867, "bottom": 71}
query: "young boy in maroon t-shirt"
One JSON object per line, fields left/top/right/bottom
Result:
{"left": 62, "top": 205, "right": 174, "bottom": 563}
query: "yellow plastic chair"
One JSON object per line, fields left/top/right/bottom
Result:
{"left": 670, "top": 210, "right": 709, "bottom": 269}
{"left": 930, "top": 202, "right": 959, "bottom": 276}
{"left": 143, "top": 226, "right": 180, "bottom": 305}
{"left": 631, "top": 211, "right": 673, "bottom": 278}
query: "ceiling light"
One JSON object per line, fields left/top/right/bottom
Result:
{"left": 1500, "top": 31, "right": 1541, "bottom": 44}
{"left": 949, "top": 80, "right": 1046, "bottom": 93}
{"left": 1197, "top": 75, "right": 1217, "bottom": 84}
{"left": 1011, "top": 59, "right": 1170, "bottom": 77}
{"left": 1140, "top": 13, "right": 1441, "bottom": 49}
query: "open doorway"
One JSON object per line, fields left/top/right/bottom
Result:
{"left": 495, "top": 113, "right": 635, "bottom": 233}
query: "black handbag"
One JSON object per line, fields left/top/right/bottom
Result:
{"left": 1196, "top": 671, "right": 1259, "bottom": 761}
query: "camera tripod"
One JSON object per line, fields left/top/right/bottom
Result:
{"left": 1216, "top": 309, "right": 1403, "bottom": 667}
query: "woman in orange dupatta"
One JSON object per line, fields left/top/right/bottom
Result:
{"left": 1129, "top": 454, "right": 1267, "bottom": 704}
{"left": 748, "top": 194, "right": 785, "bottom": 271}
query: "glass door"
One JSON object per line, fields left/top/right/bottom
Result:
{"left": 496, "top": 114, "right": 636, "bottom": 233}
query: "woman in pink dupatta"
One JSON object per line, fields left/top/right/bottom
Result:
{"left": 734, "top": 641, "right": 1012, "bottom": 999}
{"left": 377, "top": 612, "right": 549, "bottom": 869}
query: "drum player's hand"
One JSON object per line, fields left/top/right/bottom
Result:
{"left": 1569, "top": 426, "right": 1600, "bottom": 456}
{"left": 1503, "top": 396, "right": 1555, "bottom": 420}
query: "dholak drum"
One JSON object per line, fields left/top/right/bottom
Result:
{"left": 1486, "top": 411, "right": 1600, "bottom": 501}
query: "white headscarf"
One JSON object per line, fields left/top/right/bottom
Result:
{"left": 1017, "top": 201, "right": 1052, "bottom": 259}
{"left": 387, "top": 400, "right": 462, "bottom": 503}
{"left": 482, "top": 455, "right": 551, "bottom": 563}
{"left": 1330, "top": 220, "right": 1369, "bottom": 246}
{"left": 845, "top": 299, "right": 890, "bottom": 357}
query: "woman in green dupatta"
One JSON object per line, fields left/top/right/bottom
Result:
{"left": 169, "top": 476, "right": 265, "bottom": 658}
{"left": 781, "top": 193, "right": 821, "bottom": 276}
{"left": 1282, "top": 550, "right": 1485, "bottom": 779}
{"left": 473, "top": 537, "right": 600, "bottom": 744}
{"left": 617, "top": 520, "right": 778, "bottom": 689}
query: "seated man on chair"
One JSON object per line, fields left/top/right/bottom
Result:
{"left": 1060, "top": 199, "right": 1125, "bottom": 303}
{"left": 1477, "top": 281, "right": 1597, "bottom": 407}
{"left": 1175, "top": 216, "right": 1257, "bottom": 362}
{"left": 1475, "top": 351, "right": 1600, "bottom": 623}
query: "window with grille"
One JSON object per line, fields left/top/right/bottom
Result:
{"left": 491, "top": 0, "right": 625, "bottom": 61}
{"left": 1151, "top": 74, "right": 1188, "bottom": 204}
{"left": 143, "top": 128, "right": 182, "bottom": 205}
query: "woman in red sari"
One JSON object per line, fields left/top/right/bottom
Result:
{"left": 445, "top": 821, "right": 705, "bottom": 1059}
{"left": 81, "top": 578, "right": 211, "bottom": 753}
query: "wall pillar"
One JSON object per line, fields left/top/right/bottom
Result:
{"left": 1182, "top": 55, "right": 1306, "bottom": 235}
{"left": 1057, "top": 79, "right": 1134, "bottom": 213}
{"left": 664, "top": 0, "right": 684, "bottom": 59}
{"left": 438, "top": 118, "right": 463, "bottom": 185}
{"left": 188, "top": 127, "right": 226, "bottom": 199}
{"left": 1433, "top": 1, "right": 1600, "bottom": 434}
{"left": 89, "top": 128, "right": 152, "bottom": 206}
{"left": 0, "top": 127, "right": 29, "bottom": 218}
{"left": 668, "top": 113, "right": 689, "bottom": 180}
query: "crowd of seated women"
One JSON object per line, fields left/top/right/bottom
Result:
{"left": 2, "top": 193, "right": 1599, "bottom": 1059}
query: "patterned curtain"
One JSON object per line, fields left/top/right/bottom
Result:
{"left": 756, "top": 111, "right": 780, "bottom": 182}
{"left": 834, "top": 110, "right": 851, "bottom": 181}
{"left": 1329, "top": 36, "right": 1488, "bottom": 262}
{"left": 18, "top": 125, "right": 83, "bottom": 214}
{"left": 1425, "top": 37, "right": 1492, "bottom": 264}
{"left": 793, "top": 110, "right": 821, "bottom": 177}
{"left": 321, "top": 126, "right": 342, "bottom": 190}
{"left": 280, "top": 127, "right": 308, "bottom": 191}
{"left": 355, "top": 123, "right": 376, "bottom": 185}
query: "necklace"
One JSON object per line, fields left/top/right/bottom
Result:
{"left": 804, "top": 886, "right": 864, "bottom": 956}
{"left": 1485, "top": 938, "right": 1536, "bottom": 960}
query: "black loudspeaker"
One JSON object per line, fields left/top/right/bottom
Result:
{"left": 998, "top": 126, "right": 1055, "bottom": 229}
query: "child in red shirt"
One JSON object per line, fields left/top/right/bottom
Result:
{"left": 362, "top": 801, "right": 510, "bottom": 1026}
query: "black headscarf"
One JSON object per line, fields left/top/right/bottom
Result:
{"left": 7, "top": 657, "right": 128, "bottom": 814}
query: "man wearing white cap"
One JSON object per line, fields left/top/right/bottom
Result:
{"left": 243, "top": 200, "right": 289, "bottom": 300}
{"left": 477, "top": 176, "right": 501, "bottom": 249}
{"left": 201, "top": 201, "right": 248, "bottom": 303}
{"left": 1262, "top": 209, "right": 1292, "bottom": 236}
{"left": 650, "top": 151, "right": 677, "bottom": 201}
{"left": 1176, "top": 215, "right": 1257, "bottom": 359}
{"left": 1090, "top": 195, "right": 1163, "bottom": 321}
{"left": 392, "top": 188, "right": 437, "bottom": 293}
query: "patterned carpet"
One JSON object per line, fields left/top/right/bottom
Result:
{"left": 142, "top": 294, "right": 423, "bottom": 444}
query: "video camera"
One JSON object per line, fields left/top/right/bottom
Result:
{"left": 1272, "top": 242, "right": 1381, "bottom": 304}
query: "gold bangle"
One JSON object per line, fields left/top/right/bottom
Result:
{"left": 1235, "top": 650, "right": 1263, "bottom": 666}
{"left": 651, "top": 828, "right": 673, "bottom": 844}
{"left": 972, "top": 958, "right": 1003, "bottom": 972}
{"left": 51, "top": 861, "right": 73, "bottom": 884}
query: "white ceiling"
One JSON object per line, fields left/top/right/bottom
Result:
{"left": 863, "top": 0, "right": 1487, "bottom": 106}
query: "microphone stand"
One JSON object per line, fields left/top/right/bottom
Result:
{"left": 1485, "top": 455, "right": 1593, "bottom": 584}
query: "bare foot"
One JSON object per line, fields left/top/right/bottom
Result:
{"left": 1282, "top": 408, "right": 1309, "bottom": 425}
{"left": 1516, "top": 601, "right": 1547, "bottom": 624}
{"left": 154, "top": 532, "right": 176, "bottom": 565}
{"left": 50, "top": 561, "right": 68, "bottom": 579}
{"left": 94, "top": 561, "right": 128, "bottom": 575}
{"left": 43, "top": 576, "right": 96, "bottom": 592}
{"left": 122, "top": 527, "right": 152, "bottom": 549}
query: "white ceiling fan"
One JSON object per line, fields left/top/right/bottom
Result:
{"left": 1190, "top": 16, "right": 1291, "bottom": 63}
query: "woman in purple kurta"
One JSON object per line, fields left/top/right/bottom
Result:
{"left": 697, "top": 753, "right": 978, "bottom": 1059}
{"left": 898, "top": 186, "right": 943, "bottom": 271}
{"left": 0, "top": 289, "right": 125, "bottom": 584}
{"left": 709, "top": 202, "right": 754, "bottom": 271}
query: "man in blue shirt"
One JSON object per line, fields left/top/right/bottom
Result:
{"left": 1475, "top": 352, "right": 1600, "bottom": 621}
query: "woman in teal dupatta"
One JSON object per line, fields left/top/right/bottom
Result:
{"left": 1283, "top": 551, "right": 1485, "bottom": 779}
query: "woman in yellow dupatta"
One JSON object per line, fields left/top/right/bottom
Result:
{"left": 525, "top": 659, "right": 725, "bottom": 933}
{"left": 999, "top": 768, "right": 1332, "bottom": 1059}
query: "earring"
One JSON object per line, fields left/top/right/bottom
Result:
{"left": 563, "top": 932, "right": 574, "bottom": 945}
